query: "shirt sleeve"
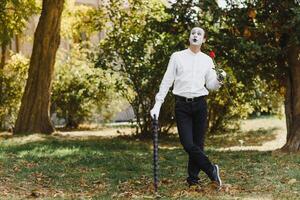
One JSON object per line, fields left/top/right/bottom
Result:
{"left": 205, "top": 58, "right": 221, "bottom": 91}
{"left": 155, "top": 53, "right": 177, "bottom": 104}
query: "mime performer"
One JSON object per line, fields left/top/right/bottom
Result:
{"left": 150, "top": 27, "right": 226, "bottom": 187}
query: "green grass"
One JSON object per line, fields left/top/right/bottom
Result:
{"left": 0, "top": 134, "right": 299, "bottom": 199}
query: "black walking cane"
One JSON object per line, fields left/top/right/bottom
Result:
{"left": 152, "top": 114, "right": 159, "bottom": 194}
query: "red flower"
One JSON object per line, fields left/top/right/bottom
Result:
{"left": 209, "top": 51, "right": 216, "bottom": 59}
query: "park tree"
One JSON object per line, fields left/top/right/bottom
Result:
{"left": 218, "top": 0, "right": 300, "bottom": 151}
{"left": 14, "top": 0, "right": 65, "bottom": 134}
{"left": 96, "top": 0, "right": 177, "bottom": 136}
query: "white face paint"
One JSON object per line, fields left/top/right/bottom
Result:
{"left": 189, "top": 27, "right": 205, "bottom": 46}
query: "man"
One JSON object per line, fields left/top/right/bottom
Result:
{"left": 150, "top": 27, "right": 226, "bottom": 187}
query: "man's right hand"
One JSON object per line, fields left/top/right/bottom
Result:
{"left": 150, "top": 102, "right": 162, "bottom": 119}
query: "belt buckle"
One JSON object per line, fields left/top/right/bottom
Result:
{"left": 186, "top": 97, "right": 194, "bottom": 102}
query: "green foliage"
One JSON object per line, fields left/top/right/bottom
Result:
{"left": 0, "top": 53, "right": 29, "bottom": 129}
{"left": 247, "top": 77, "right": 284, "bottom": 116}
{"left": 207, "top": 73, "right": 253, "bottom": 133}
{"left": 61, "top": 0, "right": 106, "bottom": 42}
{"left": 96, "top": 0, "right": 176, "bottom": 135}
{"left": 205, "top": 0, "right": 300, "bottom": 132}
{"left": 163, "top": 0, "right": 286, "bottom": 134}
{"left": 207, "top": 62, "right": 284, "bottom": 134}
{"left": 95, "top": 0, "right": 286, "bottom": 136}
{"left": 52, "top": 44, "right": 117, "bottom": 128}
{"left": 51, "top": 1, "right": 124, "bottom": 128}
{"left": 0, "top": 0, "right": 38, "bottom": 46}
{"left": 166, "top": 0, "right": 285, "bottom": 134}
{"left": 218, "top": 0, "right": 300, "bottom": 88}
{"left": 0, "top": 0, "right": 38, "bottom": 130}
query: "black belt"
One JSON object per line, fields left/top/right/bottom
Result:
{"left": 175, "top": 95, "right": 205, "bottom": 103}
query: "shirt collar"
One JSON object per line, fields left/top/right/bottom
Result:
{"left": 187, "top": 48, "right": 201, "bottom": 55}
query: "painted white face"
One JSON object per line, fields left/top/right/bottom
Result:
{"left": 189, "top": 27, "right": 205, "bottom": 46}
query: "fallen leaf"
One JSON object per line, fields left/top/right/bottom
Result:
{"left": 288, "top": 179, "right": 297, "bottom": 184}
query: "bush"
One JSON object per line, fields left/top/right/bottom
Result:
{"left": 207, "top": 68, "right": 284, "bottom": 135}
{"left": 52, "top": 44, "right": 120, "bottom": 128}
{"left": 0, "top": 52, "right": 29, "bottom": 130}
{"left": 207, "top": 68, "right": 254, "bottom": 134}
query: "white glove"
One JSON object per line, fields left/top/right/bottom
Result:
{"left": 217, "top": 69, "right": 227, "bottom": 83}
{"left": 150, "top": 102, "right": 162, "bottom": 119}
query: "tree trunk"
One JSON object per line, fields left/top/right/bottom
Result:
{"left": 0, "top": 42, "right": 8, "bottom": 112}
{"left": 15, "top": 34, "right": 20, "bottom": 53}
{"left": 0, "top": 42, "right": 7, "bottom": 69}
{"left": 14, "top": 0, "right": 64, "bottom": 135}
{"left": 282, "top": 45, "right": 300, "bottom": 152}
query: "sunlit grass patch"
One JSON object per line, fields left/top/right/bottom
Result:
{"left": 207, "top": 127, "right": 278, "bottom": 148}
{"left": 17, "top": 146, "right": 82, "bottom": 158}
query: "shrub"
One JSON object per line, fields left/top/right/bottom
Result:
{"left": 0, "top": 53, "right": 29, "bottom": 130}
{"left": 52, "top": 44, "right": 119, "bottom": 128}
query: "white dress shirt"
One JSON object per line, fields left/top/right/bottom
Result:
{"left": 155, "top": 48, "right": 221, "bottom": 104}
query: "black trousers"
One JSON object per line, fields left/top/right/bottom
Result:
{"left": 174, "top": 95, "right": 214, "bottom": 183}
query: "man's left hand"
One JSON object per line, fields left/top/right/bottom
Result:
{"left": 217, "top": 69, "right": 227, "bottom": 83}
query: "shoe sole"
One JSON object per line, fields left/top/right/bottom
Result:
{"left": 215, "top": 165, "right": 222, "bottom": 187}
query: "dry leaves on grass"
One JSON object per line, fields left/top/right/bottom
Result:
{"left": 112, "top": 175, "right": 153, "bottom": 199}
{"left": 0, "top": 185, "right": 14, "bottom": 198}
{"left": 172, "top": 183, "right": 244, "bottom": 199}
{"left": 112, "top": 176, "right": 248, "bottom": 199}
{"left": 0, "top": 173, "right": 109, "bottom": 199}
{"left": 24, "top": 181, "right": 109, "bottom": 199}
{"left": 112, "top": 176, "right": 179, "bottom": 199}
{"left": 280, "top": 177, "right": 298, "bottom": 185}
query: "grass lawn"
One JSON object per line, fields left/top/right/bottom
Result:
{"left": 0, "top": 131, "right": 299, "bottom": 199}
